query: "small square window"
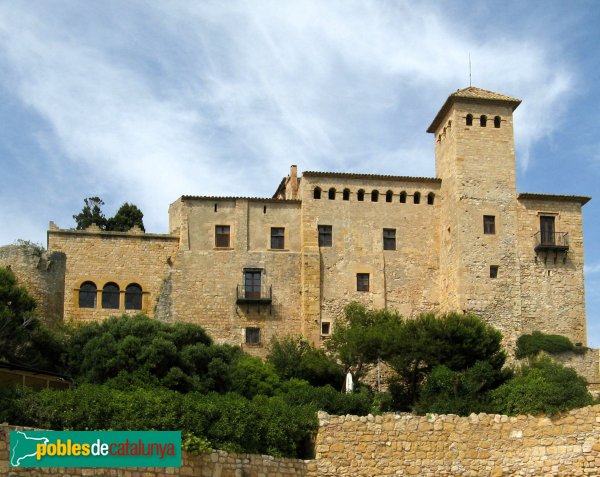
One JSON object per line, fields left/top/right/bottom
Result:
{"left": 318, "top": 225, "right": 332, "bottom": 247}
{"left": 245, "top": 327, "right": 261, "bottom": 345}
{"left": 321, "top": 322, "right": 331, "bottom": 335}
{"left": 357, "top": 273, "right": 370, "bottom": 292}
{"left": 383, "top": 228, "right": 396, "bottom": 251}
{"left": 483, "top": 216, "right": 495, "bottom": 235}
{"left": 216, "top": 225, "right": 231, "bottom": 247}
{"left": 271, "top": 227, "right": 285, "bottom": 249}
{"left": 490, "top": 265, "right": 499, "bottom": 278}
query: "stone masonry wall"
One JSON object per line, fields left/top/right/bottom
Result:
{"left": 315, "top": 405, "right": 600, "bottom": 476}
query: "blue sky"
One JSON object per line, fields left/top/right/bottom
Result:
{"left": 1, "top": 1, "right": 600, "bottom": 344}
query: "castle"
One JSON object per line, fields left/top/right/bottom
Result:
{"left": 1, "top": 86, "right": 593, "bottom": 364}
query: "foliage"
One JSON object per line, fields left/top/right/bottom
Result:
{"left": 12, "top": 239, "right": 45, "bottom": 256}
{"left": 515, "top": 331, "right": 576, "bottom": 359}
{"left": 326, "top": 302, "right": 403, "bottom": 381}
{"left": 73, "top": 197, "right": 145, "bottom": 232}
{"left": 182, "top": 433, "right": 212, "bottom": 455}
{"left": 0, "top": 267, "right": 66, "bottom": 372}
{"left": 491, "top": 355, "right": 593, "bottom": 415}
{"left": 268, "top": 336, "right": 345, "bottom": 388}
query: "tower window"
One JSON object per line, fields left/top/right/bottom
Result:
{"left": 400, "top": 191, "right": 407, "bottom": 203}
{"left": 102, "top": 282, "right": 120, "bottom": 309}
{"left": 490, "top": 266, "right": 499, "bottom": 279}
{"left": 483, "top": 215, "right": 496, "bottom": 235}
{"left": 414, "top": 192, "right": 421, "bottom": 204}
{"left": 79, "top": 281, "right": 97, "bottom": 308}
{"left": 321, "top": 322, "right": 331, "bottom": 336}
{"left": 318, "top": 225, "right": 332, "bottom": 247}
{"left": 313, "top": 187, "right": 322, "bottom": 199}
{"left": 245, "top": 327, "right": 261, "bottom": 345}
{"left": 386, "top": 190, "right": 393, "bottom": 203}
{"left": 343, "top": 189, "right": 350, "bottom": 201}
{"left": 383, "top": 228, "right": 396, "bottom": 251}
{"left": 328, "top": 187, "right": 336, "bottom": 200}
{"left": 480, "top": 115, "right": 487, "bottom": 127}
{"left": 271, "top": 227, "right": 285, "bottom": 249}
{"left": 494, "top": 116, "right": 501, "bottom": 128}
{"left": 125, "top": 283, "right": 143, "bottom": 310}
{"left": 357, "top": 189, "right": 365, "bottom": 201}
{"left": 466, "top": 114, "right": 473, "bottom": 126}
{"left": 427, "top": 192, "right": 435, "bottom": 205}
{"left": 371, "top": 190, "right": 379, "bottom": 202}
{"left": 215, "top": 225, "right": 231, "bottom": 247}
{"left": 357, "top": 273, "right": 370, "bottom": 292}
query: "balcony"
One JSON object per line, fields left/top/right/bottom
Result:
{"left": 534, "top": 231, "right": 569, "bottom": 252}
{"left": 236, "top": 284, "right": 272, "bottom": 305}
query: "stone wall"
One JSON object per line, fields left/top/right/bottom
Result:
{"left": 0, "top": 425, "right": 313, "bottom": 477}
{"left": 0, "top": 244, "right": 66, "bottom": 325}
{"left": 315, "top": 405, "right": 600, "bottom": 476}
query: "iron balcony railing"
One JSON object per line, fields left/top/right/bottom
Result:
{"left": 534, "top": 231, "right": 569, "bottom": 252}
{"left": 236, "top": 284, "right": 272, "bottom": 304}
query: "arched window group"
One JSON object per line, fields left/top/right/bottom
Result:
{"left": 78, "top": 281, "right": 143, "bottom": 310}
{"left": 313, "top": 186, "right": 434, "bottom": 205}
{"left": 465, "top": 113, "right": 502, "bottom": 128}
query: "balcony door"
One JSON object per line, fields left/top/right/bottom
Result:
{"left": 540, "top": 216, "right": 555, "bottom": 245}
{"left": 244, "top": 271, "right": 261, "bottom": 299}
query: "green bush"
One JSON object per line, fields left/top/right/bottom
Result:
{"left": 515, "top": 331, "right": 575, "bottom": 359}
{"left": 491, "top": 355, "right": 593, "bottom": 415}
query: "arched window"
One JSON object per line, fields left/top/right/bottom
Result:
{"left": 357, "top": 189, "right": 365, "bottom": 201}
{"left": 414, "top": 192, "right": 421, "bottom": 204}
{"left": 466, "top": 114, "right": 473, "bottom": 126}
{"left": 328, "top": 187, "right": 336, "bottom": 200}
{"left": 371, "top": 190, "right": 379, "bottom": 202}
{"left": 313, "top": 187, "right": 321, "bottom": 199}
{"left": 385, "top": 190, "right": 393, "bottom": 203}
{"left": 102, "top": 282, "right": 120, "bottom": 309}
{"left": 400, "top": 191, "right": 407, "bottom": 203}
{"left": 343, "top": 189, "right": 350, "bottom": 201}
{"left": 79, "top": 281, "right": 97, "bottom": 308}
{"left": 480, "top": 115, "right": 487, "bottom": 127}
{"left": 125, "top": 283, "right": 143, "bottom": 310}
{"left": 427, "top": 192, "right": 435, "bottom": 205}
{"left": 494, "top": 116, "right": 501, "bottom": 128}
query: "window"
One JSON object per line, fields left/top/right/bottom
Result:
{"left": 357, "top": 273, "right": 370, "bottom": 292}
{"left": 480, "top": 115, "right": 487, "bottom": 127}
{"left": 371, "top": 190, "right": 379, "bottom": 202}
{"left": 318, "top": 225, "right": 332, "bottom": 247}
{"left": 271, "top": 227, "right": 285, "bottom": 249}
{"left": 343, "top": 189, "right": 350, "bottom": 201}
{"left": 244, "top": 270, "right": 262, "bottom": 299}
{"left": 385, "top": 190, "right": 393, "bottom": 203}
{"left": 427, "top": 192, "right": 435, "bottom": 205}
{"left": 215, "top": 225, "right": 230, "bottom": 248}
{"left": 466, "top": 114, "right": 473, "bottom": 126}
{"left": 245, "top": 327, "right": 261, "bottom": 345}
{"left": 321, "top": 322, "right": 331, "bottom": 335}
{"left": 383, "top": 228, "right": 396, "bottom": 251}
{"left": 494, "top": 116, "right": 501, "bottom": 128}
{"left": 483, "top": 215, "right": 496, "bottom": 235}
{"left": 328, "top": 187, "right": 336, "bottom": 200}
{"left": 357, "top": 189, "right": 365, "bottom": 201}
{"left": 413, "top": 192, "right": 421, "bottom": 204}
{"left": 313, "top": 187, "right": 321, "bottom": 199}
{"left": 79, "top": 281, "right": 97, "bottom": 308}
{"left": 490, "top": 266, "right": 499, "bottom": 279}
{"left": 400, "top": 191, "right": 407, "bottom": 203}
{"left": 540, "top": 216, "right": 556, "bottom": 245}
{"left": 125, "top": 283, "right": 142, "bottom": 310}
{"left": 102, "top": 282, "right": 120, "bottom": 309}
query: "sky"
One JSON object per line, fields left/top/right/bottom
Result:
{"left": 1, "top": 1, "right": 600, "bottom": 344}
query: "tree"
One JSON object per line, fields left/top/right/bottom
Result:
{"left": 107, "top": 202, "right": 145, "bottom": 232}
{"left": 73, "top": 197, "right": 108, "bottom": 230}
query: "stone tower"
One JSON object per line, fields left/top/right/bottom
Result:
{"left": 428, "top": 87, "right": 524, "bottom": 341}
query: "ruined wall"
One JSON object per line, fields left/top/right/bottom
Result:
{"left": 315, "top": 406, "right": 600, "bottom": 476}
{"left": 47, "top": 225, "right": 179, "bottom": 323}
{"left": 0, "top": 244, "right": 66, "bottom": 325}
{"left": 168, "top": 198, "right": 303, "bottom": 356}
{"left": 517, "top": 197, "right": 587, "bottom": 346}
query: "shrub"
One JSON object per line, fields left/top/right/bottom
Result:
{"left": 515, "top": 331, "right": 575, "bottom": 359}
{"left": 491, "top": 355, "right": 593, "bottom": 415}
